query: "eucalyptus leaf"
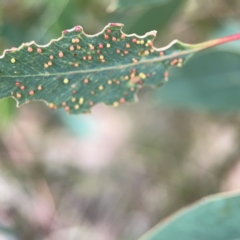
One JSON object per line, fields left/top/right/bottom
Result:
{"left": 139, "top": 192, "right": 240, "bottom": 240}
{"left": 0, "top": 24, "right": 239, "bottom": 114}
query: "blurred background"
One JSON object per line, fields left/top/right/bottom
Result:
{"left": 0, "top": 0, "right": 240, "bottom": 239}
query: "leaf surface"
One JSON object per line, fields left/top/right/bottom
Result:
{"left": 0, "top": 23, "right": 239, "bottom": 114}
{"left": 139, "top": 191, "right": 240, "bottom": 240}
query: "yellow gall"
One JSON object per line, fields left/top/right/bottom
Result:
{"left": 74, "top": 104, "right": 79, "bottom": 110}
{"left": 79, "top": 98, "right": 84, "bottom": 105}
{"left": 113, "top": 102, "right": 119, "bottom": 107}
{"left": 98, "top": 85, "right": 104, "bottom": 90}
{"left": 11, "top": 58, "right": 16, "bottom": 63}
{"left": 63, "top": 78, "right": 69, "bottom": 84}
{"left": 139, "top": 73, "right": 146, "bottom": 79}
{"left": 49, "top": 103, "right": 55, "bottom": 109}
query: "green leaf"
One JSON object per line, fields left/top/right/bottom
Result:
{"left": 139, "top": 191, "right": 240, "bottom": 240}
{"left": 0, "top": 23, "right": 239, "bottom": 114}
{"left": 0, "top": 98, "right": 16, "bottom": 129}
{"left": 156, "top": 50, "right": 240, "bottom": 112}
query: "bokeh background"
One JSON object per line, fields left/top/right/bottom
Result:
{"left": 0, "top": 0, "right": 240, "bottom": 239}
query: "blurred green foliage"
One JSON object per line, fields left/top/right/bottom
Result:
{"left": 157, "top": 50, "right": 240, "bottom": 112}
{"left": 0, "top": 0, "right": 240, "bottom": 240}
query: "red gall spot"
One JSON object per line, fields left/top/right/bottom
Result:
{"left": 28, "top": 46, "right": 33, "bottom": 52}
{"left": 15, "top": 82, "right": 20, "bottom": 86}
{"left": 59, "top": 51, "right": 64, "bottom": 58}
{"left": 91, "top": 91, "right": 95, "bottom": 95}
{"left": 50, "top": 55, "right": 54, "bottom": 59}
{"left": 121, "top": 34, "right": 125, "bottom": 39}
{"left": 76, "top": 45, "right": 81, "bottom": 49}
{"left": 170, "top": 59, "right": 177, "bottom": 66}
{"left": 84, "top": 79, "right": 89, "bottom": 84}
{"left": 132, "top": 77, "right": 141, "bottom": 83}
{"left": 75, "top": 38, "right": 80, "bottom": 43}
{"left": 62, "top": 30, "right": 68, "bottom": 34}
{"left": 20, "top": 85, "right": 25, "bottom": 90}
{"left": 126, "top": 43, "right": 130, "bottom": 48}
{"left": 120, "top": 98, "right": 125, "bottom": 104}
{"left": 112, "top": 37, "right": 117, "bottom": 41}
{"left": 101, "top": 59, "right": 106, "bottom": 63}
{"left": 132, "top": 38, "right": 137, "bottom": 43}
{"left": 70, "top": 46, "right": 74, "bottom": 51}
{"left": 90, "top": 45, "right": 94, "bottom": 50}
{"left": 97, "top": 50, "right": 100, "bottom": 54}
{"left": 104, "top": 34, "right": 109, "bottom": 40}
{"left": 164, "top": 71, "right": 169, "bottom": 79}
{"left": 62, "top": 102, "right": 66, "bottom": 106}
{"left": 178, "top": 58, "right": 183, "bottom": 63}
{"left": 65, "top": 106, "right": 70, "bottom": 112}
{"left": 87, "top": 56, "right": 92, "bottom": 60}
{"left": 98, "top": 43, "right": 104, "bottom": 49}
{"left": 72, "top": 90, "right": 76, "bottom": 94}
{"left": 37, "top": 48, "right": 42, "bottom": 53}
{"left": 107, "top": 29, "right": 111, "bottom": 34}
{"left": 131, "top": 69, "right": 136, "bottom": 73}
{"left": 75, "top": 26, "right": 82, "bottom": 32}
{"left": 74, "top": 63, "right": 79, "bottom": 67}
{"left": 148, "top": 42, "right": 153, "bottom": 47}
{"left": 116, "top": 49, "right": 120, "bottom": 53}
{"left": 29, "top": 90, "right": 34, "bottom": 96}
{"left": 116, "top": 81, "right": 120, "bottom": 85}
{"left": 146, "top": 73, "right": 150, "bottom": 78}
{"left": 89, "top": 101, "right": 94, "bottom": 106}
{"left": 124, "top": 50, "right": 129, "bottom": 54}
{"left": 160, "top": 51, "right": 164, "bottom": 56}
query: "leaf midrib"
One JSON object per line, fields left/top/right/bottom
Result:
{"left": 0, "top": 47, "right": 199, "bottom": 79}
